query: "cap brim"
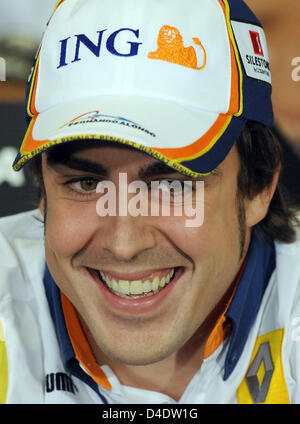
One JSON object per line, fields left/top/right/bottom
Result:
{"left": 14, "top": 95, "right": 246, "bottom": 177}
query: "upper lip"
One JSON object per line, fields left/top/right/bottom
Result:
{"left": 89, "top": 267, "right": 178, "bottom": 281}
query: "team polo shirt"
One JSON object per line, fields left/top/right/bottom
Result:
{"left": 44, "top": 229, "right": 275, "bottom": 403}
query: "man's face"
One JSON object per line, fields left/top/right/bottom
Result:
{"left": 41, "top": 142, "right": 251, "bottom": 366}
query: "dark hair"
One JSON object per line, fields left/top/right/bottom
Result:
{"left": 236, "top": 121, "right": 299, "bottom": 244}
{"left": 28, "top": 121, "right": 300, "bottom": 243}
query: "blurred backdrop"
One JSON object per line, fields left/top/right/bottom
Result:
{"left": 0, "top": 0, "right": 57, "bottom": 216}
{"left": 246, "top": 0, "right": 300, "bottom": 206}
{"left": 0, "top": 0, "right": 299, "bottom": 217}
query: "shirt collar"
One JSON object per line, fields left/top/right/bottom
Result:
{"left": 44, "top": 266, "right": 109, "bottom": 403}
{"left": 223, "top": 229, "right": 275, "bottom": 379}
{"left": 44, "top": 229, "right": 275, "bottom": 384}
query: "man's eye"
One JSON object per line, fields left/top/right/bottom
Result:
{"left": 78, "top": 179, "right": 98, "bottom": 192}
{"left": 66, "top": 177, "right": 99, "bottom": 194}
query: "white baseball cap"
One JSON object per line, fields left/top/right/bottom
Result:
{"left": 13, "top": 0, "right": 273, "bottom": 177}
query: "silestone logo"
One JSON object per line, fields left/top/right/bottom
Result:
{"left": 95, "top": 173, "right": 204, "bottom": 228}
{"left": 0, "top": 58, "right": 6, "bottom": 82}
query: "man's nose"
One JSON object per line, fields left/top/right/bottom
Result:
{"left": 97, "top": 215, "right": 156, "bottom": 262}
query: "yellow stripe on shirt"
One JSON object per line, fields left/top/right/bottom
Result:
{"left": 0, "top": 320, "right": 8, "bottom": 404}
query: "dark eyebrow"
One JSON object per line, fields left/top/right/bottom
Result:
{"left": 138, "top": 161, "right": 183, "bottom": 179}
{"left": 47, "top": 148, "right": 179, "bottom": 179}
{"left": 47, "top": 155, "right": 108, "bottom": 176}
{"left": 46, "top": 147, "right": 206, "bottom": 180}
{"left": 56, "top": 157, "right": 178, "bottom": 178}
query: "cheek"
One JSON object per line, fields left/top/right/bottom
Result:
{"left": 152, "top": 214, "right": 216, "bottom": 267}
{"left": 45, "top": 199, "right": 99, "bottom": 258}
{"left": 158, "top": 188, "right": 240, "bottom": 254}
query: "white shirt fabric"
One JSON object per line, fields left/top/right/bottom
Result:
{"left": 1, "top": 209, "right": 300, "bottom": 404}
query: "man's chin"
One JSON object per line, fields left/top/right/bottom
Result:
{"left": 95, "top": 341, "right": 176, "bottom": 367}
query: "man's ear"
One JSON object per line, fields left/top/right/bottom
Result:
{"left": 245, "top": 168, "right": 280, "bottom": 228}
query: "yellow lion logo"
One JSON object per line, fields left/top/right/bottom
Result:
{"left": 148, "top": 25, "right": 206, "bottom": 70}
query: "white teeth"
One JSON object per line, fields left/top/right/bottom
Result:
{"left": 130, "top": 280, "right": 143, "bottom": 295}
{"left": 98, "top": 269, "right": 175, "bottom": 298}
{"left": 119, "top": 280, "right": 130, "bottom": 295}
{"left": 143, "top": 280, "right": 152, "bottom": 294}
{"left": 112, "top": 279, "right": 118, "bottom": 292}
{"left": 152, "top": 276, "right": 160, "bottom": 292}
{"left": 160, "top": 276, "right": 166, "bottom": 288}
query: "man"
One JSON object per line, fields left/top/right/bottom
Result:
{"left": 0, "top": 0, "right": 299, "bottom": 404}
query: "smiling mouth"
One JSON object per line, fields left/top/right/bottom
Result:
{"left": 90, "top": 268, "right": 178, "bottom": 299}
